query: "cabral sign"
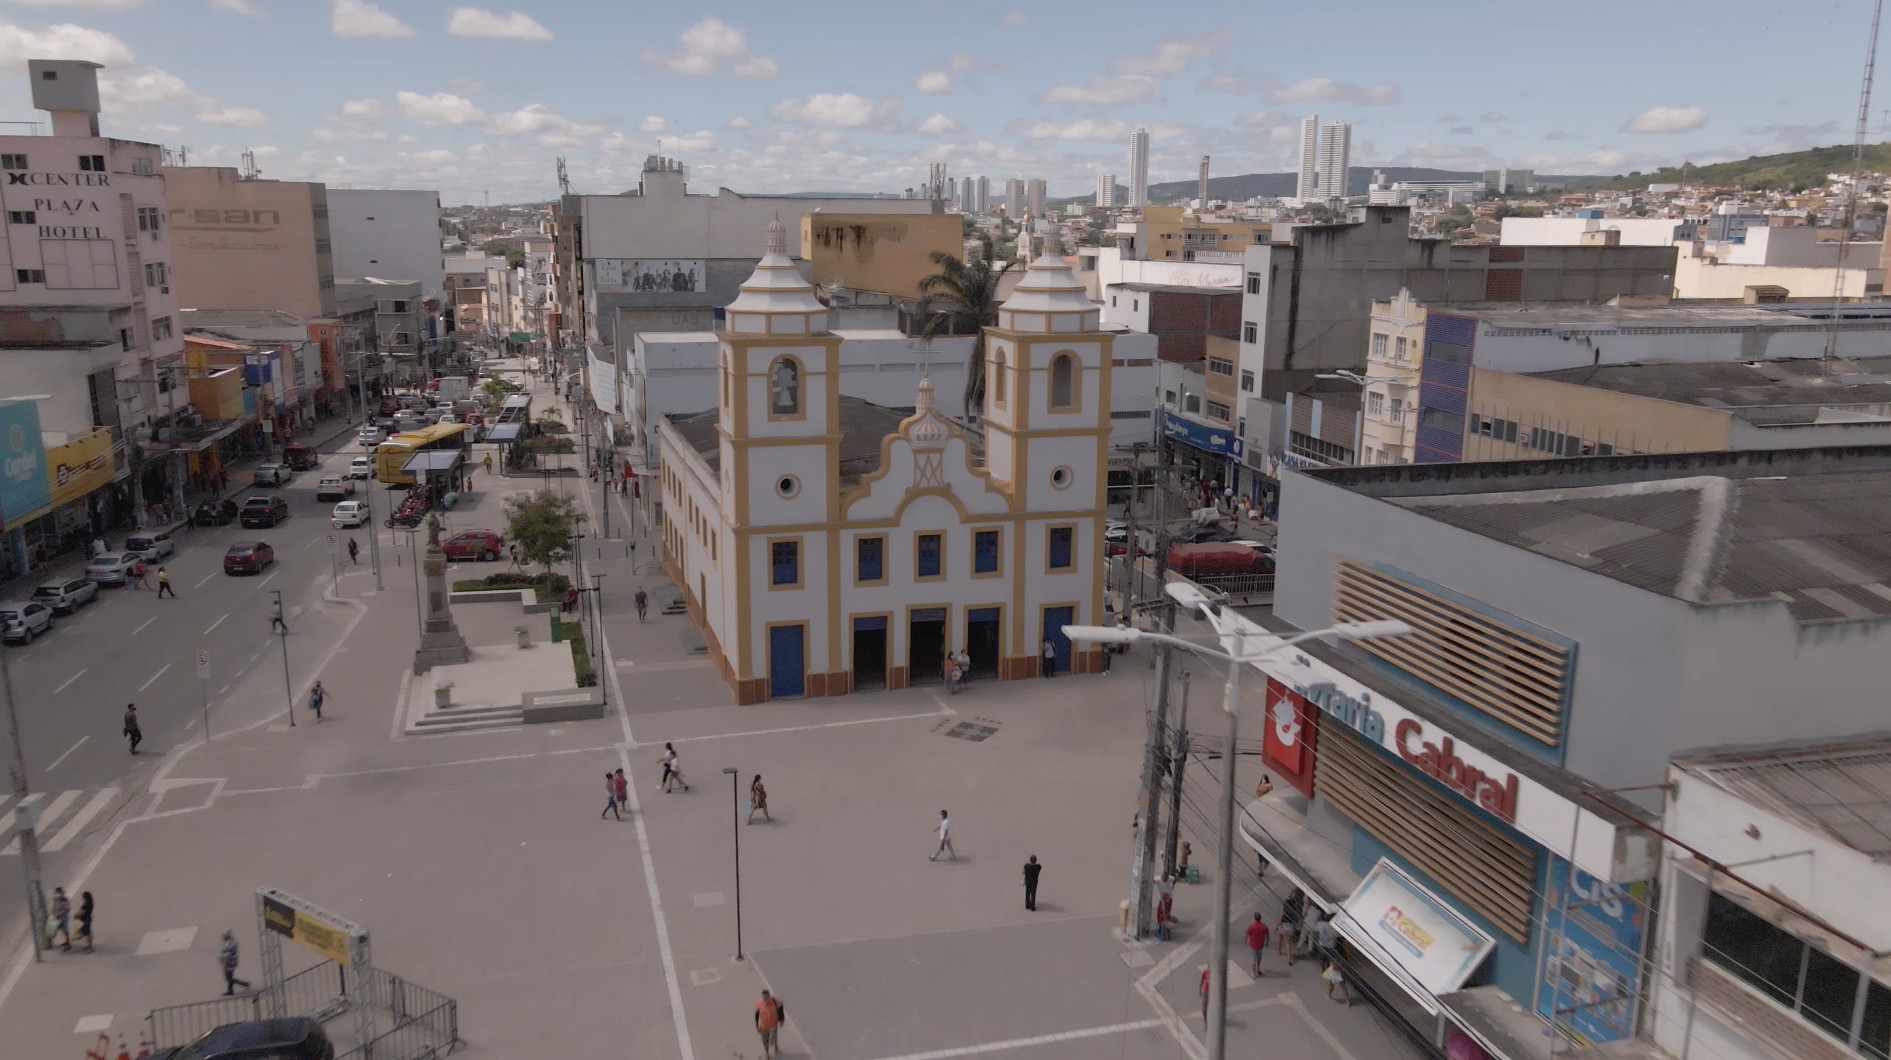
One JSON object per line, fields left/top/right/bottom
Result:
{"left": 1395, "top": 719, "right": 1520, "bottom": 823}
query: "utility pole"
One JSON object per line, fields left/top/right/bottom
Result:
{"left": 1163, "top": 670, "right": 1192, "bottom": 879}
{"left": 1, "top": 641, "right": 47, "bottom": 963}
{"left": 1129, "top": 409, "right": 1179, "bottom": 938}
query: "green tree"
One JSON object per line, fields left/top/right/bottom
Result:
{"left": 481, "top": 241, "right": 526, "bottom": 269}
{"left": 504, "top": 490, "right": 583, "bottom": 575}
{"left": 480, "top": 376, "right": 521, "bottom": 406}
{"left": 916, "top": 239, "right": 1018, "bottom": 419}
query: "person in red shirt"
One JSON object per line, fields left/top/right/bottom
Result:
{"left": 1245, "top": 913, "right": 1270, "bottom": 978}
{"left": 754, "top": 989, "right": 785, "bottom": 1058}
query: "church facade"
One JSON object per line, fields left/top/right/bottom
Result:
{"left": 658, "top": 220, "right": 1114, "bottom": 703}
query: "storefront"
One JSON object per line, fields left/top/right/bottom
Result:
{"left": 1160, "top": 411, "right": 1244, "bottom": 509}
{"left": 2, "top": 423, "right": 119, "bottom": 580}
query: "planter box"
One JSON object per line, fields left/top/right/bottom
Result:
{"left": 434, "top": 686, "right": 453, "bottom": 707}
{"left": 522, "top": 687, "right": 606, "bottom": 723}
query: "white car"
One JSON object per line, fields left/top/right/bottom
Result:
{"left": 316, "top": 475, "right": 356, "bottom": 501}
{"left": 0, "top": 601, "right": 54, "bottom": 644}
{"left": 358, "top": 426, "right": 387, "bottom": 447}
{"left": 348, "top": 456, "right": 373, "bottom": 480}
{"left": 331, "top": 500, "right": 370, "bottom": 528}
{"left": 85, "top": 551, "right": 138, "bottom": 586}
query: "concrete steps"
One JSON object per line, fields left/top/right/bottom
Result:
{"left": 408, "top": 703, "right": 524, "bottom": 734}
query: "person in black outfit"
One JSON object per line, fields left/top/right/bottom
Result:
{"left": 122, "top": 703, "right": 142, "bottom": 754}
{"left": 1022, "top": 854, "right": 1042, "bottom": 911}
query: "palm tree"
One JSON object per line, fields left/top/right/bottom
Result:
{"left": 917, "top": 240, "right": 1018, "bottom": 420}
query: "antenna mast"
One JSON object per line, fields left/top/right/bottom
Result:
{"left": 1825, "top": 0, "right": 1884, "bottom": 364}
{"left": 556, "top": 156, "right": 570, "bottom": 196}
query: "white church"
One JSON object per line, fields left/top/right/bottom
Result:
{"left": 658, "top": 220, "right": 1115, "bottom": 702}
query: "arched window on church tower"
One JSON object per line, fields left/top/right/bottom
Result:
{"left": 991, "top": 350, "right": 1008, "bottom": 408}
{"left": 1049, "top": 352, "right": 1075, "bottom": 410}
{"left": 769, "top": 357, "right": 801, "bottom": 416}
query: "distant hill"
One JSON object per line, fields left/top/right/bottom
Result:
{"left": 1595, "top": 143, "right": 1891, "bottom": 192}
{"left": 1050, "top": 167, "right": 1606, "bottom": 206}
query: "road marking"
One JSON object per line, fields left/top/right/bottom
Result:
{"left": 132, "top": 617, "right": 155, "bottom": 636}
{"left": 0, "top": 794, "right": 38, "bottom": 839}
{"left": 302, "top": 538, "right": 320, "bottom": 550}
{"left": 867, "top": 1019, "right": 1173, "bottom": 1060}
{"left": 257, "top": 570, "right": 279, "bottom": 588}
{"left": 138, "top": 663, "right": 172, "bottom": 692}
{"left": 194, "top": 572, "right": 216, "bottom": 588}
{"left": 43, "top": 789, "right": 119, "bottom": 853}
{"left": 45, "top": 736, "right": 87, "bottom": 772}
{"left": 52, "top": 669, "right": 86, "bottom": 694}
{"left": 1, "top": 791, "right": 74, "bottom": 853}
{"left": 204, "top": 612, "right": 228, "bottom": 635}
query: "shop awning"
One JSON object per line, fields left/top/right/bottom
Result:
{"left": 485, "top": 423, "right": 523, "bottom": 443}
{"left": 402, "top": 452, "right": 465, "bottom": 474}
{"left": 1332, "top": 859, "right": 1496, "bottom": 1016}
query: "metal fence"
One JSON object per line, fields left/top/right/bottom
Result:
{"left": 148, "top": 961, "right": 346, "bottom": 1051}
{"left": 330, "top": 969, "right": 461, "bottom": 1060}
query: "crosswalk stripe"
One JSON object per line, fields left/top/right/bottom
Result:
{"left": 4, "top": 791, "right": 78, "bottom": 854}
{"left": 42, "top": 789, "right": 118, "bottom": 853}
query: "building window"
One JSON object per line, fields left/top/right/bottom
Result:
{"left": 143, "top": 262, "right": 167, "bottom": 288}
{"left": 40, "top": 239, "right": 118, "bottom": 290}
{"left": 856, "top": 536, "right": 885, "bottom": 584}
{"left": 1207, "top": 357, "right": 1234, "bottom": 377}
{"left": 1395, "top": 336, "right": 1409, "bottom": 361}
{"left": 1205, "top": 400, "right": 1231, "bottom": 423}
{"left": 6, "top": 211, "right": 32, "bottom": 225}
{"left": 0, "top": 154, "right": 27, "bottom": 170}
{"left": 15, "top": 268, "right": 44, "bottom": 284}
{"left": 1048, "top": 526, "right": 1074, "bottom": 571}
{"left": 129, "top": 156, "right": 153, "bottom": 175}
{"left": 151, "top": 316, "right": 173, "bottom": 341}
{"left": 1240, "top": 370, "right": 1255, "bottom": 392}
{"left": 770, "top": 540, "right": 800, "bottom": 588}
{"left": 1367, "top": 391, "right": 1384, "bottom": 417}
{"left": 974, "top": 530, "right": 999, "bottom": 574}
{"left": 77, "top": 154, "right": 105, "bottom": 172}
{"left": 916, "top": 533, "right": 943, "bottom": 578}
{"left": 1702, "top": 891, "right": 1891, "bottom": 1056}
{"left": 1288, "top": 430, "right": 1350, "bottom": 465}
{"left": 1184, "top": 394, "right": 1200, "bottom": 414}
{"left": 1419, "top": 407, "right": 1464, "bottom": 434}
{"left": 769, "top": 357, "right": 801, "bottom": 416}
{"left": 136, "top": 207, "right": 162, "bottom": 235}
{"left": 1245, "top": 272, "right": 1261, "bottom": 294}
{"left": 775, "top": 475, "right": 799, "bottom": 498}
{"left": 1049, "top": 353, "right": 1076, "bottom": 410}
{"left": 1371, "top": 333, "right": 1389, "bottom": 359}
{"left": 991, "top": 350, "right": 1007, "bottom": 407}
{"left": 1242, "top": 321, "right": 1257, "bottom": 344}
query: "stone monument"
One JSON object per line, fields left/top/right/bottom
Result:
{"left": 413, "top": 512, "right": 471, "bottom": 673}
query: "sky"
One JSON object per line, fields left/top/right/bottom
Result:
{"left": 0, "top": 0, "right": 1880, "bottom": 206}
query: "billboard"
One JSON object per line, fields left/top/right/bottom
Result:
{"left": 0, "top": 401, "right": 50, "bottom": 524}
{"left": 1262, "top": 677, "right": 1318, "bottom": 796}
{"left": 596, "top": 258, "right": 704, "bottom": 293}
{"left": 45, "top": 428, "right": 113, "bottom": 510}
{"left": 1535, "top": 856, "right": 1649, "bottom": 1044}
{"left": 1339, "top": 859, "right": 1495, "bottom": 998}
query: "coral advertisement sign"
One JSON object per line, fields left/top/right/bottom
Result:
{"left": 1262, "top": 677, "right": 1318, "bottom": 796}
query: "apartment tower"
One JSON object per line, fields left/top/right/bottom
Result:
{"left": 1129, "top": 127, "right": 1150, "bottom": 208}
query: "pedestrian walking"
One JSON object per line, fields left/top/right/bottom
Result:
{"left": 1245, "top": 913, "right": 1270, "bottom": 978}
{"left": 1296, "top": 906, "right": 1325, "bottom": 960}
{"left": 613, "top": 768, "right": 628, "bottom": 814}
{"left": 76, "top": 891, "right": 93, "bottom": 953}
{"left": 88, "top": 536, "right": 105, "bottom": 559}
{"left": 129, "top": 560, "right": 147, "bottom": 590}
{"left": 1199, "top": 965, "right": 1211, "bottom": 1026}
{"left": 753, "top": 989, "right": 785, "bottom": 1059}
{"left": 1313, "top": 909, "right": 1341, "bottom": 963}
{"left": 269, "top": 599, "right": 287, "bottom": 633}
{"left": 1322, "top": 958, "right": 1351, "bottom": 1005}
{"left": 747, "top": 774, "right": 770, "bottom": 824}
{"left": 309, "top": 681, "right": 326, "bottom": 721}
{"left": 1155, "top": 883, "right": 1177, "bottom": 940}
{"left": 1278, "top": 889, "right": 1305, "bottom": 961}
{"left": 660, "top": 744, "right": 689, "bottom": 792}
{"left": 49, "top": 887, "right": 71, "bottom": 951}
{"left": 634, "top": 588, "right": 648, "bottom": 622}
{"left": 601, "top": 771, "right": 621, "bottom": 820}
{"left": 955, "top": 647, "right": 970, "bottom": 688}
{"left": 347, "top": 537, "right": 360, "bottom": 564}
{"left": 155, "top": 566, "right": 175, "bottom": 598}
{"left": 509, "top": 543, "right": 522, "bottom": 570}
{"left": 1022, "top": 854, "right": 1042, "bottom": 911}
{"left": 944, "top": 653, "right": 961, "bottom": 694}
{"left": 220, "top": 931, "right": 251, "bottom": 995}
{"left": 1041, "top": 639, "right": 1056, "bottom": 678}
{"left": 658, "top": 743, "right": 675, "bottom": 790}
{"left": 928, "top": 809, "right": 956, "bottom": 861}
{"left": 482, "top": 454, "right": 492, "bottom": 475}
{"left": 122, "top": 703, "right": 142, "bottom": 755}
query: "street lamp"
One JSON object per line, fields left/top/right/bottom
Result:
{"left": 720, "top": 766, "right": 745, "bottom": 962}
{"left": 272, "top": 590, "right": 295, "bottom": 727}
{"left": 1063, "top": 614, "right": 1411, "bottom": 1060}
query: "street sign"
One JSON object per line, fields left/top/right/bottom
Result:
{"left": 325, "top": 531, "right": 340, "bottom": 554}
{"left": 196, "top": 650, "right": 210, "bottom": 679}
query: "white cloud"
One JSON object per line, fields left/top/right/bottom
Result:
{"left": 916, "top": 70, "right": 950, "bottom": 94}
{"left": 446, "top": 8, "right": 552, "bottom": 42}
{"left": 396, "top": 91, "right": 486, "bottom": 126}
{"left": 1199, "top": 73, "right": 1246, "bottom": 94}
{"left": 5, "top": 0, "right": 143, "bottom": 7}
{"left": 999, "top": 11, "right": 1028, "bottom": 26}
{"left": 644, "top": 17, "right": 777, "bottom": 79}
{"left": 727, "top": 116, "right": 753, "bottom": 130}
{"left": 1623, "top": 105, "right": 1707, "bottom": 134}
{"left": 197, "top": 104, "right": 266, "bottom": 127}
{"left": 768, "top": 93, "right": 900, "bottom": 128}
{"left": 0, "top": 20, "right": 135, "bottom": 68}
{"left": 209, "top": 0, "right": 258, "bottom": 13}
{"left": 639, "top": 115, "right": 666, "bottom": 133}
{"left": 1038, "top": 74, "right": 1160, "bottom": 106}
{"left": 1014, "top": 117, "right": 1132, "bottom": 142}
{"left": 486, "top": 103, "right": 605, "bottom": 144}
{"left": 1267, "top": 77, "right": 1400, "bottom": 105}
{"left": 98, "top": 66, "right": 269, "bottom": 127}
{"left": 1111, "top": 34, "right": 1219, "bottom": 77}
{"left": 917, "top": 113, "right": 959, "bottom": 136}
{"left": 339, "top": 98, "right": 383, "bottom": 118}
{"left": 332, "top": 0, "right": 414, "bottom": 39}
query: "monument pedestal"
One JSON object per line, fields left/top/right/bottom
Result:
{"left": 412, "top": 514, "right": 471, "bottom": 674}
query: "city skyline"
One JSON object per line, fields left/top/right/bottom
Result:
{"left": 0, "top": 0, "right": 1876, "bottom": 204}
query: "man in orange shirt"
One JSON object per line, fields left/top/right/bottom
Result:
{"left": 754, "top": 989, "right": 785, "bottom": 1058}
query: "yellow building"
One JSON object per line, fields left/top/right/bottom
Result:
{"left": 799, "top": 213, "right": 963, "bottom": 300}
{"left": 1124, "top": 206, "right": 1270, "bottom": 262}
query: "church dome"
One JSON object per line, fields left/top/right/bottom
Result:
{"left": 997, "top": 253, "right": 1100, "bottom": 333}
{"left": 724, "top": 216, "right": 831, "bottom": 336}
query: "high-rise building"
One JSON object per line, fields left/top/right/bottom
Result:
{"left": 1129, "top": 128, "right": 1150, "bottom": 207}
{"left": 1097, "top": 174, "right": 1118, "bottom": 208}
{"left": 1026, "top": 178, "right": 1048, "bottom": 219}
{"left": 1197, "top": 156, "right": 1210, "bottom": 204}
{"left": 974, "top": 175, "right": 990, "bottom": 214}
{"left": 1295, "top": 116, "right": 1321, "bottom": 201}
{"left": 1004, "top": 178, "right": 1026, "bottom": 215}
{"left": 1317, "top": 121, "right": 1352, "bottom": 201}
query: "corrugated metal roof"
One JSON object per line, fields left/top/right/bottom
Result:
{"left": 1686, "top": 742, "right": 1891, "bottom": 859}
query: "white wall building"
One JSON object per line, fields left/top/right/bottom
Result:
{"left": 325, "top": 188, "right": 445, "bottom": 301}
{"left": 1129, "top": 128, "right": 1150, "bottom": 208}
{"left": 1295, "top": 116, "right": 1320, "bottom": 201}
{"left": 1097, "top": 173, "right": 1118, "bottom": 208}
{"left": 1500, "top": 216, "right": 1694, "bottom": 247}
{"left": 658, "top": 224, "right": 1113, "bottom": 702}
{"left": 1316, "top": 121, "right": 1351, "bottom": 200}
{"left": 1026, "top": 178, "right": 1048, "bottom": 220}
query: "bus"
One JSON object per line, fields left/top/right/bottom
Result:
{"left": 375, "top": 422, "right": 471, "bottom": 485}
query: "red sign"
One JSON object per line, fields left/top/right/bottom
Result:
{"left": 1395, "top": 719, "right": 1519, "bottom": 822}
{"left": 1262, "top": 678, "right": 1319, "bottom": 796}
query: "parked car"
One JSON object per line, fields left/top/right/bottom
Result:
{"left": 222, "top": 541, "right": 275, "bottom": 575}
{"left": 158, "top": 1016, "right": 334, "bottom": 1060}
{"left": 315, "top": 476, "right": 355, "bottom": 501}
{"left": 0, "top": 602, "right": 54, "bottom": 644}
{"left": 240, "top": 496, "right": 289, "bottom": 528}
{"left": 348, "top": 456, "right": 373, "bottom": 480}
{"left": 31, "top": 577, "right": 97, "bottom": 614}
{"left": 441, "top": 529, "right": 504, "bottom": 561}
{"left": 124, "top": 530, "right": 176, "bottom": 562}
{"left": 358, "top": 425, "right": 387, "bottom": 447}
{"left": 282, "top": 444, "right": 319, "bottom": 471}
{"left": 85, "top": 551, "right": 138, "bottom": 586}
{"left": 253, "top": 464, "right": 291, "bottom": 488}
{"left": 331, "top": 501, "right": 369, "bottom": 528}
{"left": 193, "top": 498, "right": 240, "bottom": 526}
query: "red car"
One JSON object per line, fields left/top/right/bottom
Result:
{"left": 223, "top": 541, "right": 276, "bottom": 575}
{"left": 441, "top": 529, "right": 504, "bottom": 561}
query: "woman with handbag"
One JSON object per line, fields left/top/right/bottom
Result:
{"left": 747, "top": 775, "right": 771, "bottom": 823}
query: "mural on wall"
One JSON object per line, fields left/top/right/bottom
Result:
{"left": 1534, "top": 856, "right": 1649, "bottom": 1045}
{"left": 597, "top": 259, "right": 703, "bottom": 293}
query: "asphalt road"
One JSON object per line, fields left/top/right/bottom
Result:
{"left": 1, "top": 440, "right": 389, "bottom": 793}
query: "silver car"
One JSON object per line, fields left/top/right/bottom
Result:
{"left": 85, "top": 550, "right": 138, "bottom": 586}
{"left": 0, "top": 601, "right": 54, "bottom": 644}
{"left": 31, "top": 577, "right": 98, "bottom": 614}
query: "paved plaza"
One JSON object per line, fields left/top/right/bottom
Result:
{"left": 0, "top": 359, "right": 1425, "bottom": 1060}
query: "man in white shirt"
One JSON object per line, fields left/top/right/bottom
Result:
{"left": 929, "top": 809, "right": 956, "bottom": 861}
